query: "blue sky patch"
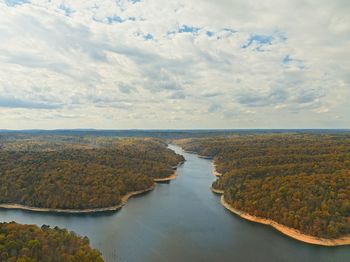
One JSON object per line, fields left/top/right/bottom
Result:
{"left": 59, "top": 4, "right": 74, "bottom": 16}
{"left": 5, "top": 0, "right": 30, "bottom": 6}
{"left": 178, "top": 25, "right": 201, "bottom": 35}
{"left": 206, "top": 31, "right": 214, "bottom": 37}
{"left": 107, "top": 15, "right": 124, "bottom": 24}
{"left": 283, "top": 55, "right": 292, "bottom": 64}
{"left": 242, "top": 34, "right": 274, "bottom": 49}
{"left": 136, "top": 32, "right": 154, "bottom": 41}
{"left": 143, "top": 33, "right": 154, "bottom": 40}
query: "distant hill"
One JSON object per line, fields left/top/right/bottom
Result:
{"left": 0, "top": 129, "right": 349, "bottom": 139}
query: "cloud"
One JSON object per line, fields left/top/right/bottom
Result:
{"left": 118, "top": 83, "right": 137, "bottom": 94}
{"left": 208, "top": 104, "right": 221, "bottom": 113}
{"left": 236, "top": 88, "right": 287, "bottom": 107}
{"left": 0, "top": 0, "right": 349, "bottom": 129}
{"left": 292, "top": 88, "right": 324, "bottom": 104}
{"left": 0, "top": 96, "right": 62, "bottom": 109}
{"left": 236, "top": 86, "right": 325, "bottom": 110}
{"left": 282, "top": 55, "right": 305, "bottom": 69}
{"left": 169, "top": 91, "right": 186, "bottom": 100}
{"left": 200, "top": 92, "right": 222, "bottom": 98}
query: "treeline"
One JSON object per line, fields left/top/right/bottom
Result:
{"left": 0, "top": 222, "right": 104, "bottom": 261}
{"left": 0, "top": 137, "right": 184, "bottom": 209}
{"left": 179, "top": 134, "right": 350, "bottom": 238}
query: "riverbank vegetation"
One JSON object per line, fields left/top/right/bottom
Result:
{"left": 0, "top": 136, "right": 184, "bottom": 210}
{"left": 0, "top": 222, "right": 104, "bottom": 261}
{"left": 178, "top": 134, "right": 350, "bottom": 239}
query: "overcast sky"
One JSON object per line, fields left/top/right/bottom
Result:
{"left": 0, "top": 0, "right": 349, "bottom": 129}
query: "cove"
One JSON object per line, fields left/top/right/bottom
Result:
{"left": 0, "top": 145, "right": 349, "bottom": 262}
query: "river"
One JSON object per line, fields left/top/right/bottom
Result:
{"left": 0, "top": 145, "right": 349, "bottom": 262}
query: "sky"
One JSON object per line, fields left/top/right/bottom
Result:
{"left": 0, "top": 0, "right": 349, "bottom": 129}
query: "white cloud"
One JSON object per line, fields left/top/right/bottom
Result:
{"left": 0, "top": 0, "right": 349, "bottom": 129}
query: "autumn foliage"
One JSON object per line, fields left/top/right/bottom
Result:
{"left": 179, "top": 134, "right": 350, "bottom": 238}
{"left": 0, "top": 222, "right": 104, "bottom": 262}
{"left": 0, "top": 137, "right": 184, "bottom": 210}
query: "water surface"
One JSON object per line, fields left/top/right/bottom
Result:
{"left": 0, "top": 145, "right": 349, "bottom": 262}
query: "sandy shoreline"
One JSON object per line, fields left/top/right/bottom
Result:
{"left": 211, "top": 187, "right": 225, "bottom": 194}
{"left": 0, "top": 170, "right": 180, "bottom": 213}
{"left": 171, "top": 161, "right": 185, "bottom": 169}
{"left": 0, "top": 159, "right": 184, "bottom": 214}
{"left": 212, "top": 162, "right": 222, "bottom": 177}
{"left": 0, "top": 185, "right": 156, "bottom": 214}
{"left": 154, "top": 171, "right": 177, "bottom": 182}
{"left": 210, "top": 163, "right": 350, "bottom": 246}
{"left": 220, "top": 195, "right": 350, "bottom": 246}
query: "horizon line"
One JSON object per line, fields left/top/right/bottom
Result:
{"left": 1, "top": 128, "right": 350, "bottom": 131}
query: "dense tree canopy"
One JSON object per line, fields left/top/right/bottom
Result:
{"left": 0, "top": 222, "right": 104, "bottom": 262}
{"left": 0, "top": 136, "right": 184, "bottom": 209}
{"left": 179, "top": 134, "right": 350, "bottom": 239}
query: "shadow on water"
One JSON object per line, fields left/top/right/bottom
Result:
{"left": 1, "top": 144, "right": 349, "bottom": 262}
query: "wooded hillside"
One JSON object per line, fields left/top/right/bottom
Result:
{"left": 0, "top": 222, "right": 104, "bottom": 262}
{"left": 0, "top": 137, "right": 184, "bottom": 209}
{"left": 179, "top": 134, "right": 350, "bottom": 238}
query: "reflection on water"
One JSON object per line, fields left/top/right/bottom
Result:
{"left": 0, "top": 145, "right": 349, "bottom": 262}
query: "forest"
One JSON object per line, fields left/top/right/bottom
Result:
{"left": 0, "top": 136, "right": 184, "bottom": 210}
{"left": 0, "top": 222, "right": 104, "bottom": 262}
{"left": 178, "top": 134, "right": 350, "bottom": 239}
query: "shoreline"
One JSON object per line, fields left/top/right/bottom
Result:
{"left": 154, "top": 170, "right": 177, "bottom": 182}
{"left": 0, "top": 159, "right": 184, "bottom": 214}
{"left": 182, "top": 149, "right": 197, "bottom": 154}
{"left": 182, "top": 150, "right": 212, "bottom": 159}
{"left": 219, "top": 194, "right": 350, "bottom": 246}
{"left": 0, "top": 185, "right": 155, "bottom": 214}
{"left": 210, "top": 160, "right": 350, "bottom": 246}
{"left": 198, "top": 155, "right": 213, "bottom": 159}
{"left": 212, "top": 162, "right": 222, "bottom": 177}
{"left": 211, "top": 187, "right": 225, "bottom": 194}
{"left": 171, "top": 161, "right": 185, "bottom": 170}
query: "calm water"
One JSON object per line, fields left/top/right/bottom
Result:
{"left": 0, "top": 145, "right": 349, "bottom": 262}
